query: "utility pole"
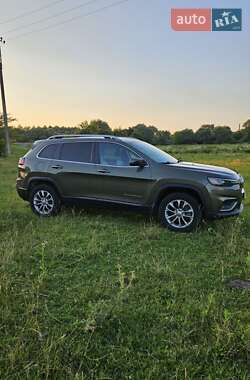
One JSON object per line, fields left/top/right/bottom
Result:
{"left": 0, "top": 37, "right": 11, "bottom": 156}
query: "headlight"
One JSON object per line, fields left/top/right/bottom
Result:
{"left": 208, "top": 177, "right": 226, "bottom": 186}
{"left": 208, "top": 177, "right": 238, "bottom": 186}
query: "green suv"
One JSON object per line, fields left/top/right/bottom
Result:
{"left": 16, "top": 135, "right": 245, "bottom": 232}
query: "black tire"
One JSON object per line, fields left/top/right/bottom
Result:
{"left": 29, "top": 183, "right": 61, "bottom": 217}
{"left": 158, "top": 192, "right": 202, "bottom": 232}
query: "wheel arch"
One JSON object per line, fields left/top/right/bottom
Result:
{"left": 27, "top": 177, "right": 61, "bottom": 198}
{"left": 153, "top": 185, "right": 206, "bottom": 215}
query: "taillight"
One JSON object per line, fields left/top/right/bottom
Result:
{"left": 18, "top": 157, "right": 25, "bottom": 167}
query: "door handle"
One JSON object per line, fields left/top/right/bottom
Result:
{"left": 51, "top": 165, "right": 63, "bottom": 170}
{"left": 98, "top": 169, "right": 110, "bottom": 174}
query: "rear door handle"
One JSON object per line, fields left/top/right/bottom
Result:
{"left": 51, "top": 165, "right": 63, "bottom": 170}
{"left": 98, "top": 169, "right": 110, "bottom": 174}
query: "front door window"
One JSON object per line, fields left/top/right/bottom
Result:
{"left": 98, "top": 142, "right": 140, "bottom": 166}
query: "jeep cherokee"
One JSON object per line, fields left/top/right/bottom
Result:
{"left": 16, "top": 135, "right": 245, "bottom": 232}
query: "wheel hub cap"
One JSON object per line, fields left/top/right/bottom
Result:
{"left": 33, "top": 190, "right": 54, "bottom": 215}
{"left": 165, "top": 199, "right": 194, "bottom": 229}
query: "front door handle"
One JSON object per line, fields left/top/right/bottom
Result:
{"left": 98, "top": 169, "right": 110, "bottom": 174}
{"left": 51, "top": 165, "right": 63, "bottom": 170}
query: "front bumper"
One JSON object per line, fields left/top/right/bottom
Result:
{"left": 206, "top": 184, "right": 245, "bottom": 219}
{"left": 213, "top": 202, "right": 244, "bottom": 219}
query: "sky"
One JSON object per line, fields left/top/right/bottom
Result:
{"left": 0, "top": 0, "right": 249, "bottom": 132}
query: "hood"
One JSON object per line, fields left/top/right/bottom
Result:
{"left": 170, "top": 161, "right": 239, "bottom": 180}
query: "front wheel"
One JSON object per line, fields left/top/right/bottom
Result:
{"left": 158, "top": 192, "right": 202, "bottom": 232}
{"left": 30, "top": 184, "right": 61, "bottom": 217}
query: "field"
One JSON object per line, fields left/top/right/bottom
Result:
{"left": 0, "top": 144, "right": 250, "bottom": 379}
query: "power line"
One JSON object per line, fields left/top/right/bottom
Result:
{"left": 6, "top": 0, "right": 101, "bottom": 34}
{"left": 8, "top": 0, "right": 131, "bottom": 41}
{"left": 0, "top": 0, "right": 66, "bottom": 25}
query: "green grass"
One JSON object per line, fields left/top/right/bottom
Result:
{"left": 0, "top": 145, "right": 250, "bottom": 380}
{"left": 159, "top": 143, "right": 250, "bottom": 157}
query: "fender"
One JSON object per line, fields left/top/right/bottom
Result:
{"left": 152, "top": 182, "right": 210, "bottom": 214}
{"left": 27, "top": 176, "right": 62, "bottom": 196}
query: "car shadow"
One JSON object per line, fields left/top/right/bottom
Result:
{"left": 61, "top": 202, "right": 152, "bottom": 225}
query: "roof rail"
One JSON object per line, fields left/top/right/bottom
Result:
{"left": 48, "top": 134, "right": 116, "bottom": 140}
{"left": 48, "top": 134, "right": 82, "bottom": 139}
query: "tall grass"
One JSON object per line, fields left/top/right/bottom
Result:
{"left": 0, "top": 145, "right": 249, "bottom": 379}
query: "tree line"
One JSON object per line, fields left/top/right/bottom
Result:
{"left": 1, "top": 116, "right": 250, "bottom": 155}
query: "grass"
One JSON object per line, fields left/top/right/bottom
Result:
{"left": 0, "top": 144, "right": 250, "bottom": 379}
{"left": 159, "top": 143, "right": 250, "bottom": 156}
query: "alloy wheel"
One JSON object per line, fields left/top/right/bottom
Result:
{"left": 33, "top": 190, "right": 54, "bottom": 215}
{"left": 165, "top": 199, "right": 194, "bottom": 229}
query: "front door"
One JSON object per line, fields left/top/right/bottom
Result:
{"left": 93, "top": 141, "right": 153, "bottom": 205}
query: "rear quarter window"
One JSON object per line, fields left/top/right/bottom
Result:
{"left": 38, "top": 144, "right": 59, "bottom": 159}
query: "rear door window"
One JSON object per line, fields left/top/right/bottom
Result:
{"left": 59, "top": 142, "right": 93, "bottom": 163}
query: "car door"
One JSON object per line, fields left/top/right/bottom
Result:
{"left": 48, "top": 141, "right": 99, "bottom": 198}
{"left": 94, "top": 142, "right": 153, "bottom": 205}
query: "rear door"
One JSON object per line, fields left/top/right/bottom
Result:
{"left": 93, "top": 142, "right": 153, "bottom": 205}
{"left": 48, "top": 141, "right": 99, "bottom": 198}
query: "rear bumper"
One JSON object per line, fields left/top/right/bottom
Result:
{"left": 16, "top": 184, "right": 29, "bottom": 201}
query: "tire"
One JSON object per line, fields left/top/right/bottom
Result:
{"left": 158, "top": 192, "right": 202, "bottom": 232}
{"left": 29, "top": 183, "right": 61, "bottom": 217}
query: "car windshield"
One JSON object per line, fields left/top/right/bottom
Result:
{"left": 125, "top": 139, "right": 178, "bottom": 164}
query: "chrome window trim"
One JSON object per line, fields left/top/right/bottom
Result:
{"left": 36, "top": 140, "right": 150, "bottom": 168}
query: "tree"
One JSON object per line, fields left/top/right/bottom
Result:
{"left": 214, "top": 126, "right": 232, "bottom": 144}
{"left": 195, "top": 125, "right": 215, "bottom": 144}
{"left": 131, "top": 124, "right": 155, "bottom": 143}
{"left": 242, "top": 119, "right": 250, "bottom": 129}
{"left": 113, "top": 128, "right": 130, "bottom": 137}
{"left": 80, "top": 119, "right": 112, "bottom": 135}
{"left": 153, "top": 130, "right": 171, "bottom": 145}
{"left": 173, "top": 129, "right": 196, "bottom": 144}
{"left": 239, "top": 119, "right": 250, "bottom": 142}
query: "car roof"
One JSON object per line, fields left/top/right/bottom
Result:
{"left": 32, "top": 135, "right": 141, "bottom": 151}
{"left": 44, "top": 135, "right": 140, "bottom": 144}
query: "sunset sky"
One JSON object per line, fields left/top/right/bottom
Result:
{"left": 1, "top": 0, "right": 250, "bottom": 131}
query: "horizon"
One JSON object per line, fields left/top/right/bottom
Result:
{"left": 1, "top": 0, "right": 250, "bottom": 132}
{"left": 9, "top": 119, "right": 246, "bottom": 132}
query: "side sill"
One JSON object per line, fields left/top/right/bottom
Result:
{"left": 62, "top": 196, "right": 151, "bottom": 213}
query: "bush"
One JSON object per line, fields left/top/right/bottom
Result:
{"left": 0, "top": 138, "right": 4, "bottom": 156}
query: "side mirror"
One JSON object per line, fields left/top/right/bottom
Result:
{"left": 129, "top": 159, "right": 147, "bottom": 168}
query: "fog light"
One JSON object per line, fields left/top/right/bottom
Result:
{"left": 220, "top": 199, "right": 237, "bottom": 212}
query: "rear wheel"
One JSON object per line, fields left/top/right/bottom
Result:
{"left": 30, "top": 184, "right": 61, "bottom": 217}
{"left": 158, "top": 192, "right": 202, "bottom": 232}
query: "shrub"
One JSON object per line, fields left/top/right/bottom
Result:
{"left": 0, "top": 127, "right": 5, "bottom": 156}
{"left": 0, "top": 138, "right": 5, "bottom": 156}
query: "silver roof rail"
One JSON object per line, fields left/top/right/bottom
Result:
{"left": 48, "top": 134, "right": 115, "bottom": 140}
